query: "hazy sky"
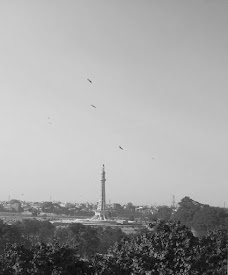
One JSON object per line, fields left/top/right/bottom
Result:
{"left": 0, "top": 1, "right": 228, "bottom": 206}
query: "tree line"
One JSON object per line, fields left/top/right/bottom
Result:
{"left": 148, "top": 196, "right": 228, "bottom": 237}
{"left": 0, "top": 220, "right": 227, "bottom": 274}
{"left": 0, "top": 219, "right": 125, "bottom": 257}
{"left": 1, "top": 196, "right": 228, "bottom": 274}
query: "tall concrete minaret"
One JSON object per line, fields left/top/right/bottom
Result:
{"left": 99, "top": 164, "right": 106, "bottom": 211}
{"left": 93, "top": 164, "right": 108, "bottom": 220}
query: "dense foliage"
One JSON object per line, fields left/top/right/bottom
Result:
{"left": 0, "top": 219, "right": 228, "bottom": 274}
{"left": 101, "top": 222, "right": 228, "bottom": 275}
{"left": 146, "top": 197, "right": 228, "bottom": 238}
{"left": 172, "top": 196, "right": 228, "bottom": 237}
{"left": 0, "top": 219, "right": 125, "bottom": 257}
{"left": 0, "top": 242, "right": 94, "bottom": 275}
{"left": 1, "top": 196, "right": 228, "bottom": 274}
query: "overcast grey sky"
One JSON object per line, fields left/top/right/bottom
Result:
{"left": 0, "top": 1, "right": 228, "bottom": 206}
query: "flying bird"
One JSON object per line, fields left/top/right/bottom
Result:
{"left": 48, "top": 117, "right": 53, "bottom": 125}
{"left": 119, "top": 146, "right": 123, "bottom": 150}
{"left": 91, "top": 104, "right": 96, "bottom": 108}
{"left": 87, "top": 79, "right": 92, "bottom": 83}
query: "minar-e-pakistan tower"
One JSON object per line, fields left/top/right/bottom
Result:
{"left": 93, "top": 164, "right": 108, "bottom": 220}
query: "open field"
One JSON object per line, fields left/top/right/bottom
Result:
{"left": 0, "top": 212, "right": 146, "bottom": 234}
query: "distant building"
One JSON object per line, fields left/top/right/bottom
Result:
{"left": 11, "top": 202, "right": 22, "bottom": 212}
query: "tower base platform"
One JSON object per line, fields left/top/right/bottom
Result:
{"left": 92, "top": 210, "right": 109, "bottom": 220}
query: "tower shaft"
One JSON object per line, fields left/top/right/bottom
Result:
{"left": 99, "top": 164, "right": 106, "bottom": 211}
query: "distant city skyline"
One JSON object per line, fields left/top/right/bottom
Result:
{"left": 0, "top": 1, "right": 228, "bottom": 207}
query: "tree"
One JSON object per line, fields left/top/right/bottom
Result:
{"left": 194, "top": 228, "right": 228, "bottom": 274}
{"left": 9, "top": 199, "right": 21, "bottom": 205}
{"left": 191, "top": 206, "right": 228, "bottom": 237}
{"left": 0, "top": 220, "right": 28, "bottom": 253}
{"left": 0, "top": 242, "right": 95, "bottom": 274}
{"left": 149, "top": 205, "right": 173, "bottom": 222}
{"left": 125, "top": 202, "right": 135, "bottom": 212}
{"left": 172, "top": 196, "right": 202, "bottom": 227}
{"left": 98, "top": 221, "right": 200, "bottom": 274}
{"left": 97, "top": 227, "right": 125, "bottom": 254}
{"left": 38, "top": 220, "right": 55, "bottom": 243}
{"left": 55, "top": 223, "right": 100, "bottom": 257}
{"left": 18, "top": 219, "right": 55, "bottom": 245}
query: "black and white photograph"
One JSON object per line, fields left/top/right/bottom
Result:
{"left": 0, "top": 1, "right": 228, "bottom": 274}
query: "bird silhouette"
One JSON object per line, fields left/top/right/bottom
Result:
{"left": 87, "top": 79, "right": 92, "bottom": 83}
{"left": 119, "top": 146, "right": 123, "bottom": 150}
{"left": 48, "top": 117, "right": 52, "bottom": 124}
{"left": 91, "top": 104, "right": 96, "bottom": 108}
